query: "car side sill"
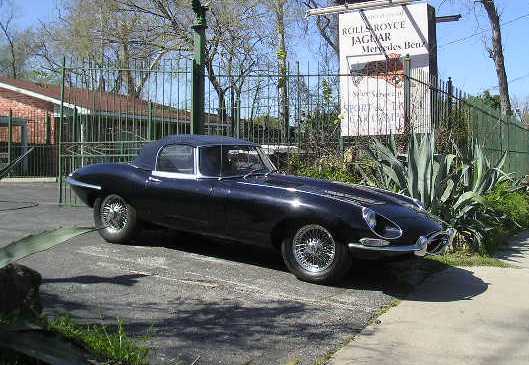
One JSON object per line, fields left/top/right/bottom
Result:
{"left": 66, "top": 177, "right": 102, "bottom": 191}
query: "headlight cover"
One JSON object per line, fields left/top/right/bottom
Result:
{"left": 413, "top": 198, "right": 425, "bottom": 211}
{"left": 362, "top": 207, "right": 402, "bottom": 239}
{"left": 362, "top": 207, "right": 377, "bottom": 230}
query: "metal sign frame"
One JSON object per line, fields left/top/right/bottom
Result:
{"left": 305, "top": 0, "right": 421, "bottom": 17}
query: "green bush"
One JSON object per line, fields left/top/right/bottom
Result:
{"left": 485, "top": 182, "right": 529, "bottom": 228}
{"left": 285, "top": 153, "right": 360, "bottom": 184}
{"left": 482, "top": 182, "right": 529, "bottom": 253}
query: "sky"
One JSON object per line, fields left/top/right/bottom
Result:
{"left": 14, "top": 0, "right": 529, "bottom": 100}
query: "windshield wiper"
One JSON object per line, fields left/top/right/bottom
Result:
{"left": 264, "top": 168, "right": 278, "bottom": 177}
{"left": 243, "top": 168, "right": 267, "bottom": 179}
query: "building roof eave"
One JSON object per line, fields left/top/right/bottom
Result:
{"left": 0, "top": 81, "right": 90, "bottom": 114}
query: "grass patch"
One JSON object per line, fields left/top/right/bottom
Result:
{"left": 426, "top": 253, "right": 512, "bottom": 268}
{"left": 46, "top": 315, "right": 150, "bottom": 365}
{"left": 312, "top": 335, "right": 356, "bottom": 365}
{"left": 368, "top": 299, "right": 401, "bottom": 325}
{"left": 284, "top": 358, "right": 302, "bottom": 365}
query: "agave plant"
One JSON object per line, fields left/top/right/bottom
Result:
{"left": 362, "top": 132, "right": 510, "bottom": 251}
{"left": 0, "top": 227, "right": 94, "bottom": 364}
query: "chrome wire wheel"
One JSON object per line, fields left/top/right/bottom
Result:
{"left": 101, "top": 195, "right": 129, "bottom": 233}
{"left": 292, "top": 225, "right": 336, "bottom": 273}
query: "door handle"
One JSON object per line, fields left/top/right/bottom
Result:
{"left": 148, "top": 176, "right": 162, "bottom": 183}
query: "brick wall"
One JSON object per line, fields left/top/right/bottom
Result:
{"left": 0, "top": 88, "right": 56, "bottom": 144}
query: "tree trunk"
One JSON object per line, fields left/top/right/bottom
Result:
{"left": 480, "top": 0, "right": 512, "bottom": 115}
{"left": 275, "top": 0, "right": 289, "bottom": 143}
{"left": 0, "top": 21, "right": 17, "bottom": 79}
{"left": 205, "top": 59, "right": 228, "bottom": 128}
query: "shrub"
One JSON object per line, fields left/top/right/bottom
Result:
{"left": 285, "top": 153, "right": 360, "bottom": 184}
{"left": 485, "top": 182, "right": 529, "bottom": 228}
{"left": 482, "top": 182, "right": 529, "bottom": 253}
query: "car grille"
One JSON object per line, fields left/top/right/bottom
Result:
{"left": 427, "top": 232, "right": 450, "bottom": 253}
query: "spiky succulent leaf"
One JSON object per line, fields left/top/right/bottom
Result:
{"left": 366, "top": 133, "right": 511, "bottom": 252}
{"left": 0, "top": 227, "right": 94, "bottom": 269}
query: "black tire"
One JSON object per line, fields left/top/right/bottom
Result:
{"left": 94, "top": 194, "right": 139, "bottom": 243}
{"left": 281, "top": 224, "right": 352, "bottom": 284}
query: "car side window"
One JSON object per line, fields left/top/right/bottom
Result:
{"left": 222, "top": 146, "right": 266, "bottom": 176}
{"left": 199, "top": 146, "right": 221, "bottom": 177}
{"left": 157, "top": 144, "right": 194, "bottom": 174}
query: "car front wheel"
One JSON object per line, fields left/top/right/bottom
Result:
{"left": 281, "top": 224, "right": 351, "bottom": 284}
{"left": 94, "top": 194, "right": 139, "bottom": 243}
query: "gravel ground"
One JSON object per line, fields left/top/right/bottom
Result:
{"left": 0, "top": 182, "right": 442, "bottom": 365}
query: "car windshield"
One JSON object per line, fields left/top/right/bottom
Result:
{"left": 199, "top": 145, "right": 276, "bottom": 178}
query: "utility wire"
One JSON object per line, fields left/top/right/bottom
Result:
{"left": 487, "top": 72, "right": 529, "bottom": 90}
{"left": 438, "top": 13, "right": 529, "bottom": 49}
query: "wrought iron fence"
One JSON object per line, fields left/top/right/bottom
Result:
{"left": 0, "top": 57, "right": 525, "bottom": 204}
{"left": 410, "top": 72, "right": 529, "bottom": 173}
{"left": 0, "top": 110, "right": 57, "bottom": 178}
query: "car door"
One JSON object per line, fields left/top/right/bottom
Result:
{"left": 213, "top": 145, "right": 280, "bottom": 245}
{"left": 145, "top": 144, "right": 214, "bottom": 233}
{"left": 218, "top": 178, "right": 281, "bottom": 246}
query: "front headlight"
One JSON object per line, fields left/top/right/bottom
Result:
{"left": 362, "top": 207, "right": 402, "bottom": 239}
{"left": 413, "top": 198, "right": 425, "bottom": 211}
{"left": 362, "top": 207, "right": 377, "bottom": 230}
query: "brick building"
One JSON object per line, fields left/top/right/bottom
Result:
{"left": 0, "top": 77, "right": 227, "bottom": 177}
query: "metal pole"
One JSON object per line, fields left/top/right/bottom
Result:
{"left": 191, "top": 0, "right": 208, "bottom": 135}
{"left": 21, "top": 123, "right": 28, "bottom": 175}
{"left": 230, "top": 80, "right": 235, "bottom": 137}
{"left": 7, "top": 109, "right": 12, "bottom": 169}
{"left": 403, "top": 54, "right": 411, "bottom": 133}
{"left": 447, "top": 77, "right": 453, "bottom": 129}
{"left": 236, "top": 93, "right": 241, "bottom": 139}
{"left": 46, "top": 113, "right": 51, "bottom": 145}
{"left": 148, "top": 101, "right": 153, "bottom": 140}
{"left": 58, "top": 56, "right": 66, "bottom": 205}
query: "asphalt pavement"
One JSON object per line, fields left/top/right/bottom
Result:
{"left": 0, "top": 182, "right": 450, "bottom": 365}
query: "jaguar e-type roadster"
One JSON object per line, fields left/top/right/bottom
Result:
{"left": 67, "top": 135, "right": 455, "bottom": 284}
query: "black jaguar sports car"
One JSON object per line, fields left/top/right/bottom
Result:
{"left": 67, "top": 135, "right": 455, "bottom": 284}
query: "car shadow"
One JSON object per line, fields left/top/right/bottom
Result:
{"left": 128, "top": 228, "right": 488, "bottom": 302}
{"left": 346, "top": 259, "right": 488, "bottom": 302}
{"left": 131, "top": 228, "right": 288, "bottom": 271}
{"left": 42, "top": 273, "right": 148, "bottom": 287}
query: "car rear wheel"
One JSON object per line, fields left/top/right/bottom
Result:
{"left": 94, "top": 194, "right": 139, "bottom": 243}
{"left": 281, "top": 224, "right": 351, "bottom": 284}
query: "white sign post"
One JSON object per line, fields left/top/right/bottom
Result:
{"left": 339, "top": 2, "right": 435, "bottom": 137}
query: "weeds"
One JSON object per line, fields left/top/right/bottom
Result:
{"left": 427, "top": 253, "right": 512, "bottom": 268}
{"left": 46, "top": 315, "right": 150, "bottom": 365}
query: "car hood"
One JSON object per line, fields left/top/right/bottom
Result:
{"left": 253, "top": 174, "right": 422, "bottom": 210}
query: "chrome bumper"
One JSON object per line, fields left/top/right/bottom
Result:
{"left": 348, "top": 228, "right": 456, "bottom": 257}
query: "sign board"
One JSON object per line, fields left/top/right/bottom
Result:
{"left": 339, "top": 2, "right": 436, "bottom": 136}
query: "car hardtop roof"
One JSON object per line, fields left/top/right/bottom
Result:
{"left": 133, "top": 134, "right": 258, "bottom": 170}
